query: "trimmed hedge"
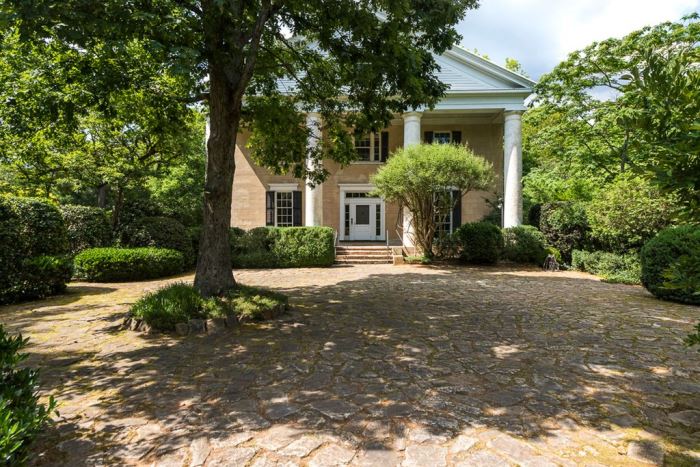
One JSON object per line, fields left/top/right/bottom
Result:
{"left": 641, "top": 225, "right": 700, "bottom": 304}
{"left": 118, "top": 216, "right": 194, "bottom": 266}
{"left": 0, "top": 256, "right": 73, "bottom": 305}
{"left": 539, "top": 201, "right": 588, "bottom": 263}
{"left": 454, "top": 222, "right": 503, "bottom": 264}
{"left": 0, "top": 196, "right": 68, "bottom": 258}
{"left": 502, "top": 225, "right": 548, "bottom": 264}
{"left": 230, "top": 226, "right": 335, "bottom": 268}
{"left": 60, "top": 205, "right": 112, "bottom": 254}
{"left": 0, "top": 196, "right": 71, "bottom": 304}
{"left": 571, "top": 250, "right": 641, "bottom": 285}
{"left": 74, "top": 247, "right": 184, "bottom": 282}
{"left": 0, "top": 325, "right": 56, "bottom": 465}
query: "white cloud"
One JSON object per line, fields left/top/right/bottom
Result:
{"left": 456, "top": 0, "right": 699, "bottom": 78}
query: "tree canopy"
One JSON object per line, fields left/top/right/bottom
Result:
{"left": 532, "top": 14, "right": 700, "bottom": 219}
{"left": 3, "top": 0, "right": 480, "bottom": 295}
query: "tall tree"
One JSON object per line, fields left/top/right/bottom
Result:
{"left": 3, "top": 1, "right": 479, "bottom": 296}
{"left": 534, "top": 14, "right": 700, "bottom": 218}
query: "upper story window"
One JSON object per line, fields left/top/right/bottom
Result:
{"left": 354, "top": 131, "right": 388, "bottom": 162}
{"left": 433, "top": 131, "right": 452, "bottom": 144}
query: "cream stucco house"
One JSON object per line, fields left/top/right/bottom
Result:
{"left": 231, "top": 46, "right": 534, "bottom": 250}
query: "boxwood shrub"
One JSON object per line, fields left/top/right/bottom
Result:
{"left": 641, "top": 225, "right": 700, "bottom": 304}
{"left": 74, "top": 247, "right": 184, "bottom": 282}
{"left": 571, "top": 250, "right": 641, "bottom": 285}
{"left": 0, "top": 256, "right": 73, "bottom": 305}
{"left": 0, "top": 196, "right": 71, "bottom": 304}
{"left": 502, "top": 225, "right": 548, "bottom": 265}
{"left": 118, "top": 216, "right": 194, "bottom": 266}
{"left": 0, "top": 325, "right": 56, "bottom": 465}
{"left": 230, "top": 226, "right": 334, "bottom": 268}
{"left": 454, "top": 222, "right": 503, "bottom": 264}
{"left": 60, "top": 205, "right": 112, "bottom": 254}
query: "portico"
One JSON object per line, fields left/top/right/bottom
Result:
{"left": 231, "top": 46, "right": 534, "bottom": 248}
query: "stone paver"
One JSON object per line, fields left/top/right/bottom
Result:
{"left": 1, "top": 264, "right": 699, "bottom": 466}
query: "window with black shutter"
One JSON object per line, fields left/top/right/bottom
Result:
{"left": 452, "top": 190, "right": 462, "bottom": 230}
{"left": 292, "top": 191, "right": 302, "bottom": 226}
{"left": 265, "top": 191, "right": 275, "bottom": 226}
{"left": 380, "top": 131, "right": 389, "bottom": 162}
{"left": 452, "top": 131, "right": 462, "bottom": 145}
{"left": 424, "top": 131, "right": 434, "bottom": 144}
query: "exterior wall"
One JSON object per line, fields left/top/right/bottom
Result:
{"left": 421, "top": 122, "right": 503, "bottom": 224}
{"left": 231, "top": 131, "right": 303, "bottom": 229}
{"left": 322, "top": 123, "right": 404, "bottom": 243}
{"left": 231, "top": 119, "right": 504, "bottom": 236}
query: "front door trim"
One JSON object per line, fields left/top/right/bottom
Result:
{"left": 338, "top": 184, "right": 385, "bottom": 241}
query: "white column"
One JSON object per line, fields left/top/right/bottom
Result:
{"left": 305, "top": 113, "right": 323, "bottom": 226}
{"left": 402, "top": 112, "right": 422, "bottom": 247}
{"left": 503, "top": 111, "right": 523, "bottom": 228}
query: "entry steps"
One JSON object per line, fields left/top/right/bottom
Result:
{"left": 335, "top": 245, "right": 392, "bottom": 264}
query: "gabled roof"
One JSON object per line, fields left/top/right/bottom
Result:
{"left": 276, "top": 43, "right": 535, "bottom": 97}
{"left": 437, "top": 45, "right": 535, "bottom": 93}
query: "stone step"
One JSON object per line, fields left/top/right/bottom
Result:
{"left": 335, "top": 251, "right": 391, "bottom": 257}
{"left": 335, "top": 258, "right": 392, "bottom": 264}
{"left": 336, "top": 255, "right": 392, "bottom": 261}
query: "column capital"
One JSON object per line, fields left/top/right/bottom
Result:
{"left": 504, "top": 110, "right": 524, "bottom": 120}
{"left": 402, "top": 111, "right": 423, "bottom": 121}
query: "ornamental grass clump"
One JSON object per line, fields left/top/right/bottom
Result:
{"left": 128, "top": 283, "right": 288, "bottom": 332}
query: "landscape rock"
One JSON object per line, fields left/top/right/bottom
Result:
{"left": 175, "top": 322, "right": 189, "bottom": 336}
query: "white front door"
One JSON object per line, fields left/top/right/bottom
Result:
{"left": 349, "top": 203, "right": 373, "bottom": 240}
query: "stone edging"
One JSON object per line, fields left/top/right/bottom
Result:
{"left": 121, "top": 303, "right": 288, "bottom": 336}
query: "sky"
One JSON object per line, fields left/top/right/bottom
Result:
{"left": 456, "top": 0, "right": 700, "bottom": 79}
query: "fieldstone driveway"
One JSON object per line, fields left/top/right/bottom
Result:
{"left": 2, "top": 264, "right": 699, "bottom": 466}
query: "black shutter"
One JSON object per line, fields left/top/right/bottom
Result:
{"left": 452, "top": 131, "right": 462, "bottom": 145}
{"left": 380, "top": 131, "right": 389, "bottom": 162}
{"left": 266, "top": 191, "right": 275, "bottom": 226}
{"left": 424, "top": 131, "right": 434, "bottom": 144}
{"left": 292, "top": 191, "right": 302, "bottom": 226}
{"left": 452, "top": 190, "right": 462, "bottom": 232}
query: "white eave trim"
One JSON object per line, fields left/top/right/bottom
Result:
{"left": 338, "top": 183, "right": 376, "bottom": 191}
{"left": 268, "top": 182, "right": 300, "bottom": 191}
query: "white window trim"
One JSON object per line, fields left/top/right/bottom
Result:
{"left": 268, "top": 182, "right": 299, "bottom": 191}
{"left": 274, "top": 191, "right": 294, "bottom": 227}
{"left": 352, "top": 132, "right": 384, "bottom": 164}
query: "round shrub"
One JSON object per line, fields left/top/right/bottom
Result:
{"left": 454, "top": 222, "right": 503, "bottom": 264}
{"left": 60, "top": 205, "right": 112, "bottom": 254}
{"left": 119, "top": 216, "right": 194, "bottom": 265}
{"left": 641, "top": 225, "right": 700, "bottom": 304}
{"left": 502, "top": 225, "right": 548, "bottom": 264}
{"left": 587, "top": 175, "right": 676, "bottom": 253}
{"left": 74, "top": 247, "right": 184, "bottom": 282}
{"left": 539, "top": 201, "right": 588, "bottom": 263}
{"left": 0, "top": 196, "right": 68, "bottom": 257}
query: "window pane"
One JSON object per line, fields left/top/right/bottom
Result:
{"left": 355, "top": 134, "right": 371, "bottom": 161}
{"left": 355, "top": 205, "right": 370, "bottom": 225}
{"left": 276, "top": 192, "right": 294, "bottom": 227}
{"left": 375, "top": 203, "right": 381, "bottom": 236}
{"left": 434, "top": 132, "right": 451, "bottom": 144}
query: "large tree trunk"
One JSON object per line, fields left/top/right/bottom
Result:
{"left": 194, "top": 64, "right": 239, "bottom": 297}
{"left": 97, "top": 183, "right": 108, "bottom": 208}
